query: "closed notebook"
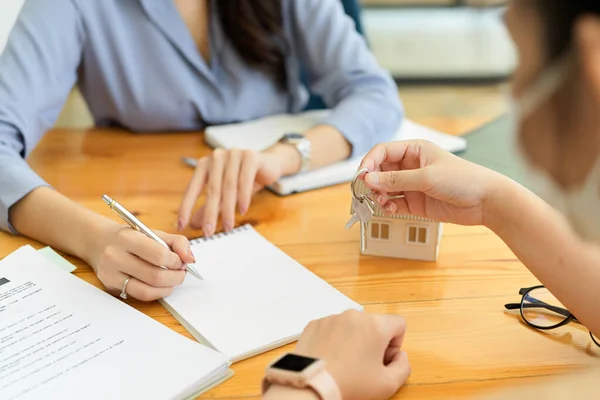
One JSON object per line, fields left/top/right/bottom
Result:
{"left": 193, "top": 110, "right": 467, "bottom": 195}
{"left": 161, "top": 225, "right": 362, "bottom": 363}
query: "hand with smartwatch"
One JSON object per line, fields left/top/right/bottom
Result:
{"left": 263, "top": 310, "right": 411, "bottom": 400}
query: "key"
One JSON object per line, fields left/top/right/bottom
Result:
{"left": 361, "top": 220, "right": 367, "bottom": 252}
{"left": 346, "top": 197, "right": 371, "bottom": 229}
{"left": 346, "top": 197, "right": 362, "bottom": 230}
{"left": 345, "top": 212, "right": 360, "bottom": 230}
{"left": 346, "top": 197, "right": 375, "bottom": 229}
{"left": 360, "top": 198, "right": 375, "bottom": 252}
{"left": 359, "top": 197, "right": 374, "bottom": 252}
{"left": 359, "top": 197, "right": 375, "bottom": 224}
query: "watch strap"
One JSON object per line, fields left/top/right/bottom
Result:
{"left": 280, "top": 133, "right": 310, "bottom": 173}
{"left": 261, "top": 369, "right": 341, "bottom": 400}
{"left": 295, "top": 138, "right": 310, "bottom": 173}
{"left": 307, "top": 369, "right": 342, "bottom": 400}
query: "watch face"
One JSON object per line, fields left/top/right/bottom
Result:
{"left": 271, "top": 354, "right": 318, "bottom": 372}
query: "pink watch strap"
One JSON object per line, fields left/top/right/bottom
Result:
{"left": 261, "top": 369, "right": 341, "bottom": 400}
{"left": 307, "top": 369, "right": 342, "bottom": 400}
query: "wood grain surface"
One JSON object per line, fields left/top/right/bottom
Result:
{"left": 1, "top": 125, "right": 598, "bottom": 399}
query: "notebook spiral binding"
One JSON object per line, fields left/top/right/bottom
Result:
{"left": 189, "top": 224, "right": 251, "bottom": 245}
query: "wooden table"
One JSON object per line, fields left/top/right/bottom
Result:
{"left": 1, "top": 126, "right": 599, "bottom": 400}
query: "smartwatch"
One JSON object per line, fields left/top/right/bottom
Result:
{"left": 279, "top": 133, "right": 311, "bottom": 173}
{"left": 262, "top": 353, "right": 341, "bottom": 400}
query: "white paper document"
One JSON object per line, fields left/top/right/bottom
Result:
{"left": 0, "top": 246, "right": 230, "bottom": 400}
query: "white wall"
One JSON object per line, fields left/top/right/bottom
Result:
{"left": 363, "top": 7, "right": 517, "bottom": 78}
{"left": 0, "top": 0, "right": 25, "bottom": 55}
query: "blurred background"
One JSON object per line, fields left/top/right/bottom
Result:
{"left": 0, "top": 0, "right": 513, "bottom": 135}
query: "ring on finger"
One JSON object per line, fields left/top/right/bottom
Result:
{"left": 120, "top": 276, "right": 132, "bottom": 300}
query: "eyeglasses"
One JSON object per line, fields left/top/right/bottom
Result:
{"left": 505, "top": 285, "right": 600, "bottom": 347}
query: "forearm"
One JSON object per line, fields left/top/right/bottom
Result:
{"left": 10, "top": 187, "right": 115, "bottom": 267}
{"left": 264, "top": 125, "right": 352, "bottom": 176}
{"left": 263, "top": 384, "right": 319, "bottom": 400}
{"left": 485, "top": 176, "right": 600, "bottom": 336}
{"left": 0, "top": 0, "right": 93, "bottom": 252}
{"left": 305, "top": 125, "right": 352, "bottom": 169}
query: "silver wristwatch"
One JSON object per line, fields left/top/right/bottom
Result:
{"left": 279, "top": 133, "right": 311, "bottom": 173}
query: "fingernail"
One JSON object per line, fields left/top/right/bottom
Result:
{"left": 223, "top": 222, "right": 233, "bottom": 232}
{"left": 385, "top": 203, "right": 395, "bottom": 213}
{"left": 203, "top": 224, "right": 213, "bottom": 237}
{"left": 366, "top": 173, "right": 379, "bottom": 185}
{"left": 177, "top": 219, "right": 185, "bottom": 232}
{"left": 377, "top": 195, "right": 384, "bottom": 204}
{"left": 239, "top": 205, "right": 248, "bottom": 215}
{"left": 186, "top": 248, "right": 196, "bottom": 263}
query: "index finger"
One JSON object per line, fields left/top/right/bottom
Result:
{"left": 178, "top": 158, "right": 209, "bottom": 231}
{"left": 359, "top": 142, "right": 411, "bottom": 174}
{"left": 157, "top": 231, "right": 195, "bottom": 265}
{"left": 120, "top": 230, "right": 184, "bottom": 270}
{"left": 374, "top": 314, "right": 407, "bottom": 348}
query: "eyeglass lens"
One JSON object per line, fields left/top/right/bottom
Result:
{"left": 521, "top": 287, "right": 570, "bottom": 328}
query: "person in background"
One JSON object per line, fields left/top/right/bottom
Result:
{"left": 260, "top": 1, "right": 600, "bottom": 399}
{"left": 0, "top": 0, "right": 401, "bottom": 301}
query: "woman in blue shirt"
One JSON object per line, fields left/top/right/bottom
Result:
{"left": 0, "top": 0, "right": 402, "bottom": 301}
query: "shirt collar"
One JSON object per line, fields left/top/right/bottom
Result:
{"left": 139, "top": 0, "right": 219, "bottom": 86}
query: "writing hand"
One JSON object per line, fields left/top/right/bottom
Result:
{"left": 89, "top": 223, "right": 195, "bottom": 301}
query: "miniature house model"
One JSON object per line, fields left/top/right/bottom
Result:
{"left": 351, "top": 181, "right": 443, "bottom": 262}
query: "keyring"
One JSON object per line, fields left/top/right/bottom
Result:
{"left": 351, "top": 168, "right": 371, "bottom": 200}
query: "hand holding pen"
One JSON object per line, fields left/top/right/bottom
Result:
{"left": 96, "top": 195, "right": 202, "bottom": 301}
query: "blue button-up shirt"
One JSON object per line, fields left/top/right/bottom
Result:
{"left": 0, "top": 0, "right": 403, "bottom": 233}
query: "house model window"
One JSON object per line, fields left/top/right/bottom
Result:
{"left": 407, "top": 226, "right": 427, "bottom": 244}
{"left": 371, "top": 222, "right": 390, "bottom": 240}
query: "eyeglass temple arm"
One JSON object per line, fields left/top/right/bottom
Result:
{"left": 504, "top": 303, "right": 521, "bottom": 310}
{"left": 518, "top": 286, "right": 541, "bottom": 296}
{"left": 504, "top": 298, "right": 572, "bottom": 318}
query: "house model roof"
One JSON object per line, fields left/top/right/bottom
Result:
{"left": 351, "top": 180, "right": 438, "bottom": 222}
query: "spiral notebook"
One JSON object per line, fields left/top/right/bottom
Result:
{"left": 185, "top": 110, "right": 467, "bottom": 195}
{"left": 161, "top": 225, "right": 362, "bottom": 363}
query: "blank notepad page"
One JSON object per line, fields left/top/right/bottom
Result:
{"left": 162, "top": 225, "right": 362, "bottom": 362}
